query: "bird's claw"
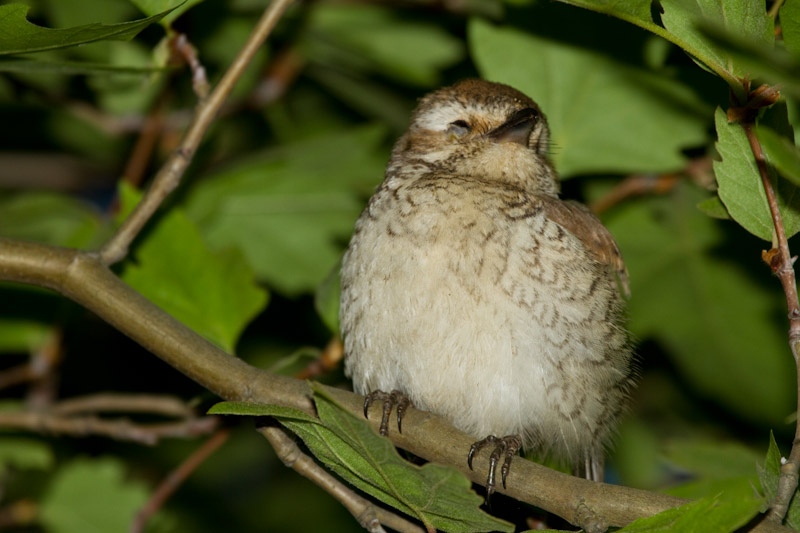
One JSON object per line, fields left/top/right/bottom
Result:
{"left": 363, "top": 390, "right": 411, "bottom": 436}
{"left": 468, "top": 434, "right": 522, "bottom": 499}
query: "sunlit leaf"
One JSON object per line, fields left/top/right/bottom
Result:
{"left": 120, "top": 184, "right": 269, "bottom": 353}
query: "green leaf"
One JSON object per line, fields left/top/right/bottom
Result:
{"left": 208, "top": 401, "right": 319, "bottom": 423}
{"left": 0, "top": 191, "right": 107, "bottom": 249}
{"left": 0, "top": 57, "right": 168, "bottom": 75}
{"left": 758, "top": 126, "right": 800, "bottom": 187}
{"left": 781, "top": 0, "right": 800, "bottom": 56}
{"left": 619, "top": 486, "right": 764, "bottom": 532}
{"left": 283, "top": 384, "right": 513, "bottom": 533}
{"left": 696, "top": 195, "right": 730, "bottom": 219}
{"left": 129, "top": 0, "right": 199, "bottom": 27}
{"left": 660, "top": 0, "right": 774, "bottom": 91}
{"left": 664, "top": 438, "right": 761, "bottom": 480}
{"left": 0, "top": 4, "right": 175, "bottom": 56}
{"left": 0, "top": 438, "right": 53, "bottom": 473}
{"left": 314, "top": 262, "right": 341, "bottom": 333}
{"left": 39, "top": 457, "right": 149, "bottom": 533}
{"left": 120, "top": 184, "right": 269, "bottom": 353}
{"left": 757, "top": 432, "right": 800, "bottom": 528}
{"left": 606, "top": 182, "right": 795, "bottom": 425}
{"left": 304, "top": 4, "right": 464, "bottom": 86}
{"left": 0, "top": 320, "right": 52, "bottom": 353}
{"left": 715, "top": 107, "right": 800, "bottom": 240}
{"left": 469, "top": 18, "right": 708, "bottom": 177}
{"left": 184, "top": 124, "right": 388, "bottom": 295}
{"left": 555, "top": 0, "right": 654, "bottom": 26}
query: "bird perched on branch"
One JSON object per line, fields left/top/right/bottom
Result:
{"left": 340, "top": 79, "right": 634, "bottom": 494}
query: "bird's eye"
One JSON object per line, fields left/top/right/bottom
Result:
{"left": 446, "top": 120, "right": 471, "bottom": 137}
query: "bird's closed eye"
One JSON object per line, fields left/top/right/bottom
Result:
{"left": 446, "top": 120, "right": 471, "bottom": 137}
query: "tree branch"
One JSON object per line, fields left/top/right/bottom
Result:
{"left": 0, "top": 236, "right": 791, "bottom": 532}
{"left": 99, "top": 0, "right": 296, "bottom": 266}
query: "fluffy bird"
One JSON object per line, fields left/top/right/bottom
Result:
{"left": 339, "top": 79, "right": 634, "bottom": 493}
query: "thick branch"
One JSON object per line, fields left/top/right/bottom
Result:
{"left": 0, "top": 237, "right": 792, "bottom": 532}
{"left": 100, "top": 0, "right": 296, "bottom": 265}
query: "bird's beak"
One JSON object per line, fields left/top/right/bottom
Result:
{"left": 486, "top": 107, "right": 539, "bottom": 147}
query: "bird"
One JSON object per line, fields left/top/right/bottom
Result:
{"left": 339, "top": 78, "right": 634, "bottom": 495}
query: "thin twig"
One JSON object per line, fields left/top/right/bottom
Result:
{"left": 294, "top": 337, "right": 344, "bottom": 380}
{"left": 121, "top": 89, "right": 171, "bottom": 189}
{"left": 171, "top": 33, "right": 210, "bottom": 100}
{"left": 0, "top": 410, "right": 219, "bottom": 445}
{"left": 742, "top": 120, "right": 800, "bottom": 524}
{"left": 769, "top": 0, "right": 785, "bottom": 19}
{"left": 99, "top": 0, "right": 296, "bottom": 265}
{"left": 51, "top": 393, "right": 195, "bottom": 418}
{"left": 131, "top": 428, "right": 231, "bottom": 533}
{"left": 590, "top": 157, "right": 713, "bottom": 216}
{"left": 259, "top": 424, "right": 423, "bottom": 533}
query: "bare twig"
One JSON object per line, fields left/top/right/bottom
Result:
{"left": 589, "top": 157, "right": 713, "bottom": 216}
{"left": 259, "top": 424, "right": 423, "bottom": 533}
{"left": 171, "top": 33, "right": 210, "bottom": 100}
{"left": 50, "top": 393, "right": 195, "bottom": 418}
{"left": 741, "top": 119, "right": 800, "bottom": 524}
{"left": 99, "top": 0, "right": 296, "bottom": 265}
{"left": 131, "top": 428, "right": 231, "bottom": 533}
{"left": 121, "top": 89, "right": 171, "bottom": 189}
{"left": 0, "top": 409, "right": 218, "bottom": 445}
{"left": 0, "top": 238, "right": 792, "bottom": 532}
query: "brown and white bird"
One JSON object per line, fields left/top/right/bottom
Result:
{"left": 339, "top": 79, "right": 634, "bottom": 493}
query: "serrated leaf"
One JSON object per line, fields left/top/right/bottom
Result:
{"left": 783, "top": 0, "right": 800, "bottom": 56}
{"left": 304, "top": 4, "right": 464, "bottom": 86}
{"left": 0, "top": 3, "right": 174, "bottom": 56}
{"left": 39, "top": 457, "right": 149, "bottom": 533}
{"left": 0, "top": 438, "right": 53, "bottom": 473}
{"left": 0, "top": 191, "right": 107, "bottom": 249}
{"left": 758, "top": 126, "right": 800, "bottom": 187}
{"left": 120, "top": 184, "right": 268, "bottom": 353}
{"left": 469, "top": 18, "right": 708, "bottom": 177}
{"left": 714, "top": 107, "right": 800, "bottom": 240}
{"left": 129, "top": 0, "right": 199, "bottom": 27}
{"left": 606, "top": 182, "right": 795, "bottom": 425}
{"left": 184, "top": 125, "right": 388, "bottom": 295}
{"left": 660, "top": 0, "right": 774, "bottom": 90}
{"left": 207, "top": 401, "right": 319, "bottom": 423}
{"left": 619, "top": 486, "right": 764, "bottom": 532}
{"left": 281, "top": 384, "right": 513, "bottom": 533}
{"left": 758, "top": 431, "right": 782, "bottom": 502}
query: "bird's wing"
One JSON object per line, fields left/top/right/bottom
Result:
{"left": 539, "top": 197, "right": 630, "bottom": 298}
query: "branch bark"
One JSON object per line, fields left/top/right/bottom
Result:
{"left": 0, "top": 236, "right": 791, "bottom": 532}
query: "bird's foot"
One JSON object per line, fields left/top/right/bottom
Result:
{"left": 363, "top": 390, "right": 411, "bottom": 436}
{"left": 468, "top": 434, "right": 522, "bottom": 498}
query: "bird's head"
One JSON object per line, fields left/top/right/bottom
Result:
{"left": 389, "top": 79, "right": 559, "bottom": 196}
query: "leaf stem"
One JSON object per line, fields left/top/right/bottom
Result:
{"left": 99, "top": 0, "right": 296, "bottom": 265}
{"left": 742, "top": 120, "right": 800, "bottom": 524}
